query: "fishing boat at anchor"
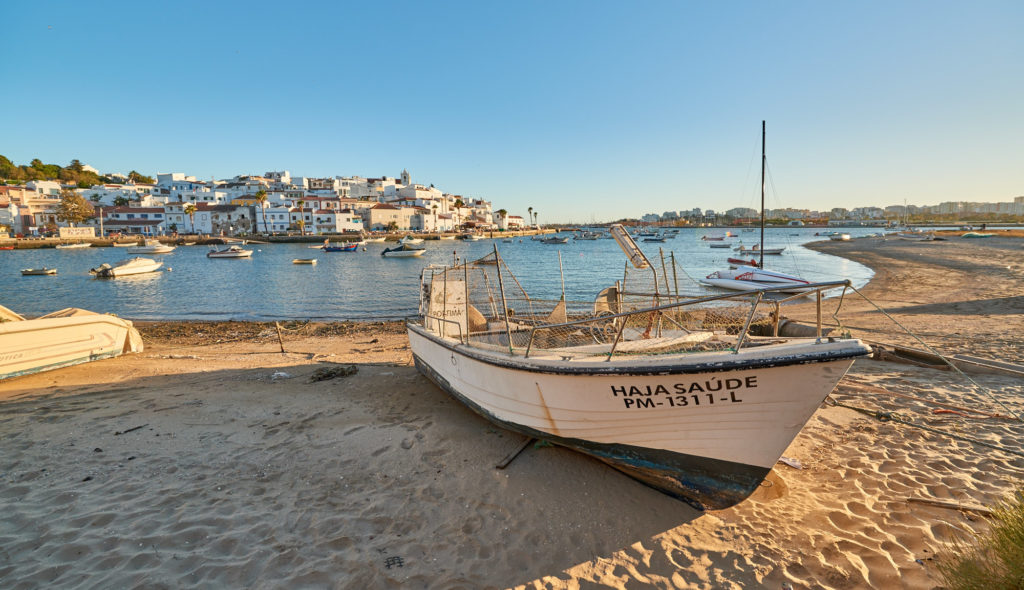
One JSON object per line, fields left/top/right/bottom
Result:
{"left": 407, "top": 226, "right": 871, "bottom": 509}
{"left": 381, "top": 243, "right": 427, "bottom": 257}
{"left": 90, "top": 257, "right": 163, "bottom": 277}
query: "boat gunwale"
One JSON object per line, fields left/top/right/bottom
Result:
{"left": 407, "top": 322, "right": 870, "bottom": 376}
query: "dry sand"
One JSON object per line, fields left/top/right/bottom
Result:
{"left": 2, "top": 235, "right": 1023, "bottom": 589}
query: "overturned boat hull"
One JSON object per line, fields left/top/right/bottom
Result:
{"left": 408, "top": 323, "right": 866, "bottom": 509}
{"left": 0, "top": 308, "right": 144, "bottom": 380}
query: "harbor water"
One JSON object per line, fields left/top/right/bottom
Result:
{"left": 1, "top": 228, "right": 876, "bottom": 321}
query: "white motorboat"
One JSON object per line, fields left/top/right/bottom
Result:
{"left": 55, "top": 242, "right": 91, "bottom": 249}
{"left": 0, "top": 305, "right": 144, "bottom": 380}
{"left": 126, "top": 239, "right": 176, "bottom": 254}
{"left": 206, "top": 245, "right": 253, "bottom": 258}
{"left": 736, "top": 245, "right": 785, "bottom": 255}
{"left": 292, "top": 258, "right": 317, "bottom": 265}
{"left": 439, "top": 235, "right": 457, "bottom": 241}
{"left": 21, "top": 267, "right": 57, "bottom": 276}
{"left": 408, "top": 235, "right": 871, "bottom": 509}
{"left": 400, "top": 236, "right": 425, "bottom": 245}
{"left": 90, "top": 257, "right": 164, "bottom": 277}
{"left": 540, "top": 236, "right": 568, "bottom": 244}
{"left": 381, "top": 243, "right": 427, "bottom": 257}
{"left": 112, "top": 241, "right": 136, "bottom": 247}
{"left": 364, "top": 236, "right": 387, "bottom": 243}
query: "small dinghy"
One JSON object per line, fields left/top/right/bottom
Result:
{"left": 292, "top": 258, "right": 317, "bottom": 265}
{"left": 21, "top": 267, "right": 57, "bottom": 276}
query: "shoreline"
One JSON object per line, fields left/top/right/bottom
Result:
{"left": 2, "top": 234, "right": 1022, "bottom": 588}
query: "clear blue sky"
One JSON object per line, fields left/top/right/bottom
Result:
{"left": 5, "top": 1, "right": 1022, "bottom": 222}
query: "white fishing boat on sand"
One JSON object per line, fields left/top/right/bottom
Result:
{"left": 90, "top": 257, "right": 163, "bottom": 277}
{"left": 0, "top": 305, "right": 144, "bottom": 380}
{"left": 408, "top": 232, "right": 871, "bottom": 509}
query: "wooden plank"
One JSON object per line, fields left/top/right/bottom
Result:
{"left": 496, "top": 437, "right": 535, "bottom": 470}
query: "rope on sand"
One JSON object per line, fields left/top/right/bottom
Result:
{"left": 824, "top": 396, "right": 1024, "bottom": 459}
{"left": 848, "top": 285, "right": 1022, "bottom": 422}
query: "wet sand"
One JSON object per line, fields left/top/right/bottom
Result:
{"left": 1, "top": 234, "right": 1022, "bottom": 589}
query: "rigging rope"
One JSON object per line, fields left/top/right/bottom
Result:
{"left": 825, "top": 396, "right": 1024, "bottom": 459}
{"left": 849, "top": 286, "right": 1022, "bottom": 422}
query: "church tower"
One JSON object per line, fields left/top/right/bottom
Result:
{"left": 400, "top": 169, "right": 410, "bottom": 186}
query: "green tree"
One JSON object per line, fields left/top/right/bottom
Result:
{"left": 184, "top": 203, "right": 197, "bottom": 233}
{"left": 56, "top": 189, "right": 95, "bottom": 226}
{"left": 254, "top": 189, "right": 269, "bottom": 235}
{"left": 296, "top": 199, "right": 305, "bottom": 235}
{"left": 113, "top": 196, "right": 130, "bottom": 206}
{"left": 127, "top": 170, "right": 155, "bottom": 184}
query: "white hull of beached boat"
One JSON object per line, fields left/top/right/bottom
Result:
{"left": 409, "top": 324, "right": 865, "bottom": 509}
{"left": 90, "top": 257, "right": 164, "bottom": 277}
{"left": 0, "top": 306, "right": 144, "bottom": 380}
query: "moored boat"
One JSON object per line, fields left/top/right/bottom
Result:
{"left": 55, "top": 242, "right": 91, "bottom": 249}
{"left": 828, "top": 233, "right": 851, "bottom": 241}
{"left": 540, "top": 236, "right": 568, "bottom": 244}
{"left": 400, "top": 236, "right": 425, "bottom": 245}
{"left": 21, "top": 267, "right": 57, "bottom": 276}
{"left": 407, "top": 237, "right": 871, "bottom": 509}
{"left": 206, "top": 245, "right": 253, "bottom": 258}
{"left": 90, "top": 257, "right": 164, "bottom": 277}
{"left": 292, "top": 258, "right": 317, "bottom": 265}
{"left": 126, "top": 239, "right": 176, "bottom": 254}
{"left": 381, "top": 243, "right": 427, "bottom": 257}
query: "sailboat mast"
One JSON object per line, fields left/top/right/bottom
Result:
{"left": 760, "top": 120, "right": 765, "bottom": 270}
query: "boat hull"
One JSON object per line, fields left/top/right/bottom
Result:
{"left": 0, "top": 312, "right": 143, "bottom": 380}
{"left": 408, "top": 324, "right": 865, "bottom": 509}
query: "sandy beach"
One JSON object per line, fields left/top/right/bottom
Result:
{"left": 2, "top": 235, "right": 1023, "bottom": 589}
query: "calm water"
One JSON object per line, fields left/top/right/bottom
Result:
{"left": 2, "top": 228, "right": 877, "bottom": 321}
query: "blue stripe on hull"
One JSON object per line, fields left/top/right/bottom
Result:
{"left": 413, "top": 355, "right": 770, "bottom": 510}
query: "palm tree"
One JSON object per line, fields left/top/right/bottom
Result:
{"left": 496, "top": 208, "right": 507, "bottom": 230}
{"left": 254, "top": 189, "right": 269, "bottom": 235}
{"left": 528, "top": 206, "right": 533, "bottom": 228}
{"left": 296, "top": 199, "right": 305, "bottom": 236}
{"left": 183, "top": 203, "right": 196, "bottom": 233}
{"left": 454, "top": 198, "right": 464, "bottom": 229}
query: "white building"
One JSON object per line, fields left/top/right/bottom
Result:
{"left": 253, "top": 206, "right": 293, "bottom": 234}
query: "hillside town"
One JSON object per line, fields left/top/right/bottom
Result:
{"left": 0, "top": 168, "right": 532, "bottom": 237}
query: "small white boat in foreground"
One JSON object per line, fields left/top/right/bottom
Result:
{"left": 408, "top": 228, "right": 870, "bottom": 509}
{"left": 206, "top": 245, "right": 253, "bottom": 258}
{"left": 90, "top": 257, "right": 164, "bottom": 277}
{"left": 0, "top": 305, "right": 144, "bottom": 380}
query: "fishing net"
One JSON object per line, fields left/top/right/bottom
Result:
{"left": 419, "top": 250, "right": 785, "bottom": 358}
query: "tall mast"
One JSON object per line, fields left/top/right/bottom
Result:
{"left": 760, "top": 120, "right": 765, "bottom": 270}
